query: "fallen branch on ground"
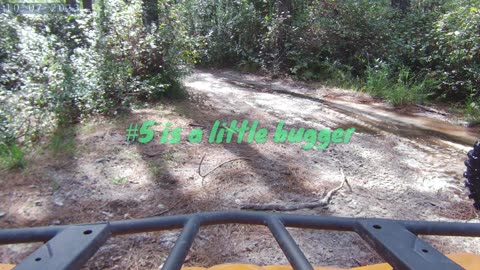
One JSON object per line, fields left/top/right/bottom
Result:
{"left": 198, "top": 154, "right": 251, "bottom": 186}
{"left": 189, "top": 123, "right": 206, "bottom": 128}
{"left": 241, "top": 168, "right": 350, "bottom": 211}
{"left": 415, "top": 104, "right": 447, "bottom": 116}
{"left": 150, "top": 199, "right": 183, "bottom": 217}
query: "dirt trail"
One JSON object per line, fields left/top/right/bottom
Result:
{"left": 0, "top": 69, "right": 479, "bottom": 269}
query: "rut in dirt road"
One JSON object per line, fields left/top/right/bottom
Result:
{"left": 181, "top": 69, "right": 480, "bottom": 258}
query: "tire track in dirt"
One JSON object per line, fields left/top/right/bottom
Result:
{"left": 182, "top": 69, "right": 480, "bottom": 266}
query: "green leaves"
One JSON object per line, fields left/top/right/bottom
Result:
{"left": 0, "top": 142, "right": 25, "bottom": 171}
{"left": 0, "top": 0, "right": 193, "bottom": 155}
{"left": 421, "top": 1, "right": 480, "bottom": 100}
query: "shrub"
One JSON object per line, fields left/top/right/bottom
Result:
{"left": 419, "top": 1, "right": 480, "bottom": 100}
{"left": 0, "top": 1, "right": 195, "bottom": 161}
{"left": 465, "top": 95, "right": 480, "bottom": 125}
{"left": 0, "top": 142, "right": 25, "bottom": 171}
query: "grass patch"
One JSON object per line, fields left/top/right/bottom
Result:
{"left": 110, "top": 111, "right": 132, "bottom": 128}
{"left": 49, "top": 125, "right": 77, "bottom": 157}
{"left": 0, "top": 142, "right": 25, "bottom": 171}
{"left": 237, "top": 60, "right": 262, "bottom": 73}
{"left": 147, "top": 160, "right": 176, "bottom": 186}
{"left": 360, "top": 64, "right": 434, "bottom": 106}
{"left": 51, "top": 178, "right": 60, "bottom": 191}
{"left": 149, "top": 163, "right": 164, "bottom": 178}
{"left": 323, "top": 63, "right": 358, "bottom": 89}
{"left": 148, "top": 160, "right": 165, "bottom": 178}
{"left": 311, "top": 60, "right": 430, "bottom": 106}
{"left": 465, "top": 96, "right": 480, "bottom": 126}
{"left": 383, "top": 83, "right": 425, "bottom": 106}
{"left": 78, "top": 121, "right": 99, "bottom": 135}
{"left": 163, "top": 149, "right": 176, "bottom": 162}
{"left": 111, "top": 176, "right": 128, "bottom": 185}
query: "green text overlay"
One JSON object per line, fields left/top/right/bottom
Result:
{"left": 126, "top": 120, "right": 355, "bottom": 150}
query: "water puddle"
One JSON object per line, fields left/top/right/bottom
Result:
{"left": 328, "top": 99, "right": 479, "bottom": 147}
{"left": 213, "top": 72, "right": 478, "bottom": 147}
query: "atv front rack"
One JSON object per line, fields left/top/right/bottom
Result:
{"left": 1, "top": 211, "right": 480, "bottom": 270}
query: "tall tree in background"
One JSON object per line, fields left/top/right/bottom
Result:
{"left": 274, "top": 0, "right": 293, "bottom": 74}
{"left": 143, "top": 0, "right": 159, "bottom": 28}
{"left": 66, "top": 0, "right": 76, "bottom": 9}
{"left": 391, "top": 0, "right": 410, "bottom": 12}
{"left": 82, "top": 0, "right": 92, "bottom": 11}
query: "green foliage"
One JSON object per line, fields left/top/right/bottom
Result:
{"left": 0, "top": 142, "right": 25, "bottom": 171}
{"left": 419, "top": 1, "right": 480, "bottom": 100}
{"left": 363, "top": 60, "right": 435, "bottom": 106}
{"left": 188, "top": 0, "right": 266, "bottom": 67}
{"left": 48, "top": 124, "right": 76, "bottom": 156}
{"left": 465, "top": 95, "right": 480, "bottom": 125}
{"left": 364, "top": 61, "right": 391, "bottom": 98}
{"left": 0, "top": 0, "right": 196, "bottom": 162}
{"left": 111, "top": 176, "right": 128, "bottom": 186}
{"left": 148, "top": 160, "right": 164, "bottom": 179}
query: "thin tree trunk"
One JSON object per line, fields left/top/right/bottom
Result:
{"left": 274, "top": 0, "right": 292, "bottom": 74}
{"left": 391, "top": 0, "right": 410, "bottom": 12}
{"left": 143, "top": 0, "right": 159, "bottom": 29}
{"left": 82, "top": 0, "right": 92, "bottom": 11}
{"left": 66, "top": 0, "right": 76, "bottom": 10}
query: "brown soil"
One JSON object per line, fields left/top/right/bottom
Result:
{"left": 0, "top": 69, "right": 479, "bottom": 269}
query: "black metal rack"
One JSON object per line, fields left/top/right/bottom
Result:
{"left": 1, "top": 211, "right": 480, "bottom": 270}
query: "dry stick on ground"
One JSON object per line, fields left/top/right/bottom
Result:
{"left": 150, "top": 199, "right": 183, "bottom": 217}
{"left": 189, "top": 123, "right": 207, "bottom": 128}
{"left": 198, "top": 154, "right": 251, "bottom": 187}
{"left": 415, "top": 104, "right": 447, "bottom": 116}
{"left": 241, "top": 168, "right": 351, "bottom": 211}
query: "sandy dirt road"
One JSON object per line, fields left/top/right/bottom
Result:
{"left": 0, "top": 69, "right": 479, "bottom": 269}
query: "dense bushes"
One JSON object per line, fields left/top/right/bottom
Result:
{"left": 0, "top": 0, "right": 196, "bottom": 166}
{"left": 420, "top": 3, "right": 480, "bottom": 100}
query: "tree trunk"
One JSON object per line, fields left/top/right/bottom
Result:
{"left": 391, "top": 0, "right": 410, "bottom": 12}
{"left": 143, "top": 0, "right": 159, "bottom": 29}
{"left": 82, "top": 0, "right": 92, "bottom": 11}
{"left": 66, "top": 0, "right": 76, "bottom": 10}
{"left": 274, "top": 0, "right": 292, "bottom": 75}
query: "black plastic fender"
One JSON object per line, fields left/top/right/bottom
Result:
{"left": 465, "top": 141, "right": 480, "bottom": 210}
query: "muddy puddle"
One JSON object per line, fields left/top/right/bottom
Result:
{"left": 205, "top": 70, "right": 478, "bottom": 148}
